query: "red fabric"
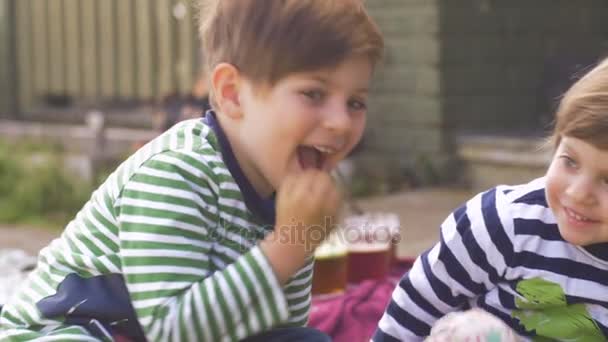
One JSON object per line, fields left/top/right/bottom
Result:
{"left": 113, "top": 335, "right": 132, "bottom": 342}
{"left": 111, "top": 259, "right": 415, "bottom": 342}
{"left": 309, "top": 258, "right": 414, "bottom": 342}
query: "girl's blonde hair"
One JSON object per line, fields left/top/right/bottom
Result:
{"left": 552, "top": 57, "right": 608, "bottom": 149}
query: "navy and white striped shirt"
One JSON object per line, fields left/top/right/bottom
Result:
{"left": 374, "top": 177, "right": 608, "bottom": 341}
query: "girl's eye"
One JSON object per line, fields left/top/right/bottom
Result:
{"left": 348, "top": 99, "right": 367, "bottom": 111}
{"left": 560, "top": 155, "right": 577, "bottom": 169}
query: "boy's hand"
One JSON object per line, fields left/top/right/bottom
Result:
{"left": 276, "top": 169, "right": 342, "bottom": 246}
{"left": 260, "top": 170, "right": 342, "bottom": 285}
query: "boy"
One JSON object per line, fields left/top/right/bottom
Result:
{"left": 374, "top": 57, "right": 608, "bottom": 341}
{"left": 0, "top": 0, "right": 383, "bottom": 341}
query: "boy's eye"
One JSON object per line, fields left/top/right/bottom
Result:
{"left": 302, "top": 90, "right": 325, "bottom": 103}
{"left": 348, "top": 99, "right": 367, "bottom": 111}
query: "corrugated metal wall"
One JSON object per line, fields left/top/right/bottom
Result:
{"left": 8, "top": 0, "right": 200, "bottom": 114}
{"left": 0, "top": 0, "right": 16, "bottom": 117}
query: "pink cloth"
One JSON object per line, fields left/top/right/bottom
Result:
{"left": 309, "top": 259, "right": 414, "bottom": 342}
{"left": 309, "top": 279, "right": 396, "bottom": 342}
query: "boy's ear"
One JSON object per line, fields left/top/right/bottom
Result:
{"left": 211, "top": 63, "right": 243, "bottom": 119}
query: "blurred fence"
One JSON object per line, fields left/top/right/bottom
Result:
{"left": 0, "top": 0, "right": 201, "bottom": 117}
{"left": 0, "top": 0, "right": 16, "bottom": 117}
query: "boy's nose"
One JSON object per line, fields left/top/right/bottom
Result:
{"left": 323, "top": 105, "right": 352, "bottom": 134}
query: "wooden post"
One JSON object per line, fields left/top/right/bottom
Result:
{"left": 86, "top": 110, "right": 106, "bottom": 178}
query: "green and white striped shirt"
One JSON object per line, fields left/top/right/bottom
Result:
{"left": 0, "top": 118, "right": 313, "bottom": 341}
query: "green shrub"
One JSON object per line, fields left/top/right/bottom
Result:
{"left": 0, "top": 140, "right": 95, "bottom": 228}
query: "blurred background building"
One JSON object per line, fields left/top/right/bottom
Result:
{"left": 1, "top": 0, "right": 608, "bottom": 190}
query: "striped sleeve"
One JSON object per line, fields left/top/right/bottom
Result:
{"left": 116, "top": 152, "right": 289, "bottom": 342}
{"left": 283, "top": 258, "right": 314, "bottom": 327}
{"left": 374, "top": 188, "right": 511, "bottom": 341}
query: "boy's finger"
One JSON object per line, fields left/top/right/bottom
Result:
{"left": 299, "top": 169, "right": 322, "bottom": 195}
{"left": 323, "top": 186, "right": 341, "bottom": 216}
{"left": 280, "top": 172, "right": 299, "bottom": 197}
{"left": 307, "top": 170, "right": 330, "bottom": 193}
{"left": 289, "top": 173, "right": 309, "bottom": 201}
{"left": 316, "top": 172, "right": 337, "bottom": 201}
{"left": 280, "top": 172, "right": 291, "bottom": 189}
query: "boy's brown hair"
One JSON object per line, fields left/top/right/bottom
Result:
{"left": 552, "top": 57, "right": 608, "bottom": 150}
{"left": 198, "top": 0, "right": 384, "bottom": 99}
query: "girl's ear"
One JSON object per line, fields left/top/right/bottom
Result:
{"left": 211, "top": 63, "right": 243, "bottom": 119}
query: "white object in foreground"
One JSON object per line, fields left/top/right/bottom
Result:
{"left": 425, "top": 308, "right": 519, "bottom": 342}
{"left": 0, "top": 249, "right": 37, "bottom": 305}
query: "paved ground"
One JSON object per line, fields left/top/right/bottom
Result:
{"left": 0, "top": 188, "right": 472, "bottom": 257}
{"left": 355, "top": 188, "right": 472, "bottom": 257}
{"left": 0, "top": 225, "right": 60, "bottom": 255}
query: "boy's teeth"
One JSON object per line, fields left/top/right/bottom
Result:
{"left": 314, "top": 145, "right": 335, "bottom": 154}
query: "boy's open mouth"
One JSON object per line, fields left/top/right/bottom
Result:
{"left": 297, "top": 145, "right": 333, "bottom": 170}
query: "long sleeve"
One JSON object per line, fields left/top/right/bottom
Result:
{"left": 374, "top": 188, "right": 511, "bottom": 341}
{"left": 116, "top": 152, "right": 291, "bottom": 341}
{"left": 0, "top": 121, "right": 313, "bottom": 341}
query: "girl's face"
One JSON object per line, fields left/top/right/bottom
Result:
{"left": 545, "top": 136, "right": 608, "bottom": 246}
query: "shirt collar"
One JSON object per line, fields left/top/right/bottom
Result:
{"left": 583, "top": 243, "right": 608, "bottom": 262}
{"left": 203, "top": 111, "right": 276, "bottom": 226}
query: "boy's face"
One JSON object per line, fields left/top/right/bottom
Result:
{"left": 233, "top": 56, "right": 372, "bottom": 197}
{"left": 545, "top": 136, "right": 608, "bottom": 246}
